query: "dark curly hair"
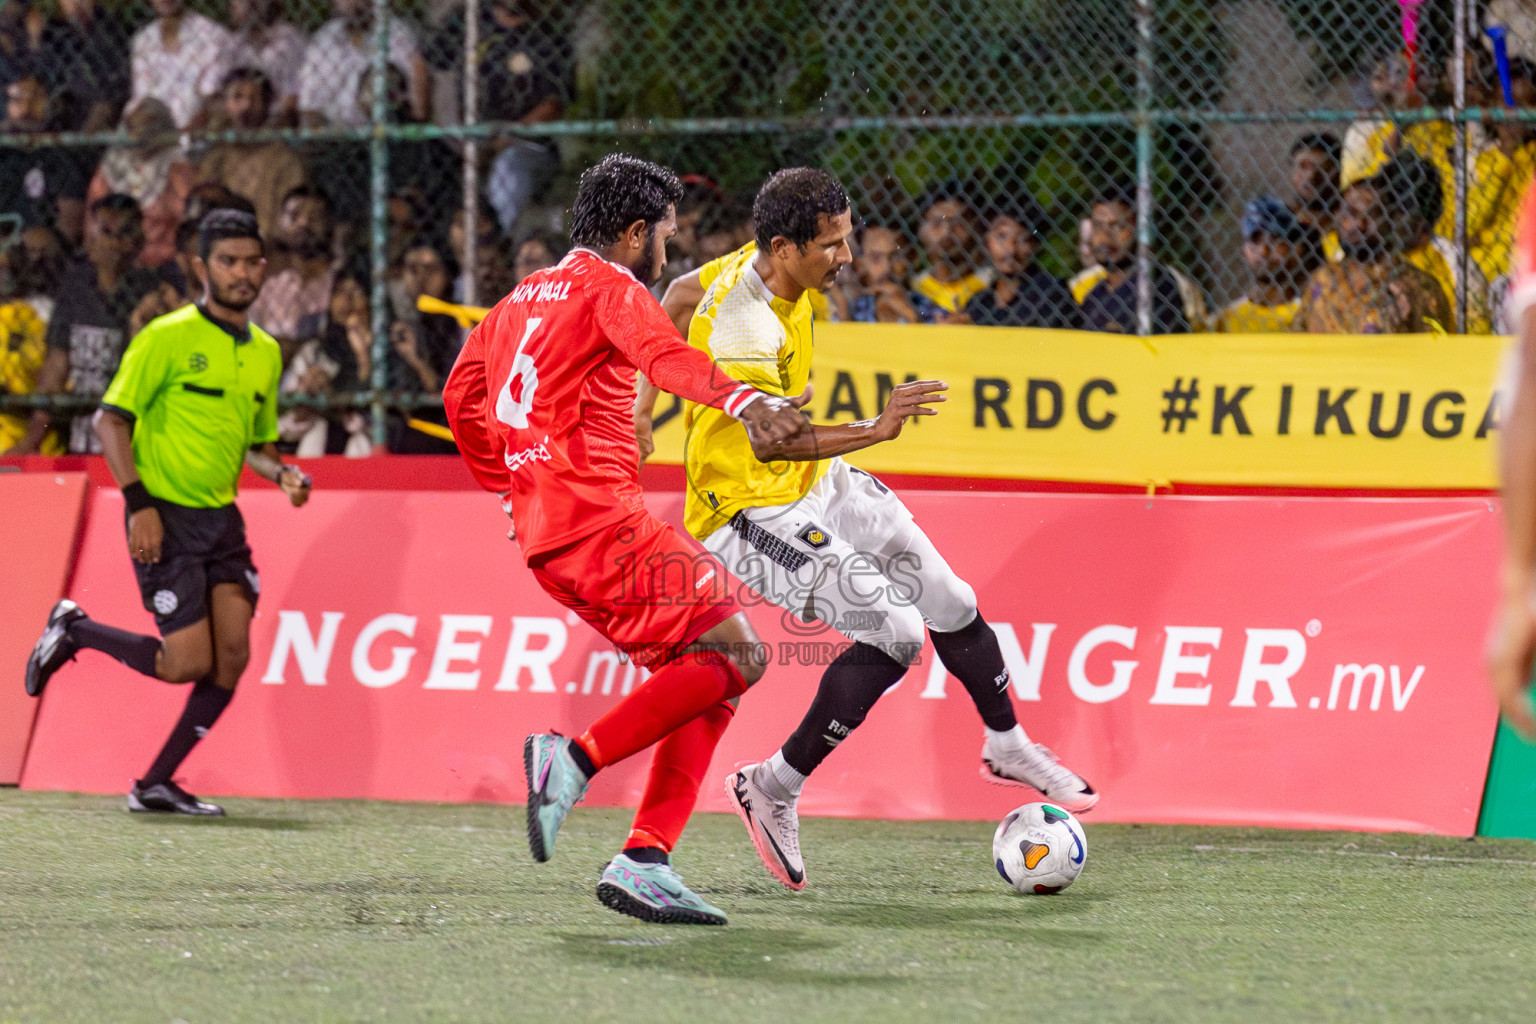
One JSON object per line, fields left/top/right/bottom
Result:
{"left": 752, "top": 168, "right": 851, "bottom": 253}
{"left": 569, "top": 154, "right": 684, "bottom": 249}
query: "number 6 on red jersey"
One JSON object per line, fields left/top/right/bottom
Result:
{"left": 495, "top": 317, "right": 542, "bottom": 429}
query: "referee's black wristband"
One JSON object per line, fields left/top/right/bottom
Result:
{"left": 122, "top": 481, "right": 154, "bottom": 514}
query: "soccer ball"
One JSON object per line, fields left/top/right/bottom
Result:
{"left": 992, "top": 802, "right": 1087, "bottom": 894}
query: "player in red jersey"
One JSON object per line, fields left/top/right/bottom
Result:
{"left": 443, "top": 155, "right": 808, "bottom": 925}
{"left": 1491, "top": 177, "right": 1536, "bottom": 739}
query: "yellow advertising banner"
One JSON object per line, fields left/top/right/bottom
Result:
{"left": 646, "top": 324, "right": 1511, "bottom": 488}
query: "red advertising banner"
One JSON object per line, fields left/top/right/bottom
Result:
{"left": 0, "top": 471, "right": 88, "bottom": 783}
{"left": 23, "top": 486, "right": 1502, "bottom": 835}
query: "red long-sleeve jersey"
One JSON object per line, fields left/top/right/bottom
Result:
{"left": 443, "top": 247, "right": 762, "bottom": 558}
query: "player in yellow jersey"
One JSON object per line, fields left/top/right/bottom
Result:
{"left": 639, "top": 169, "right": 1099, "bottom": 891}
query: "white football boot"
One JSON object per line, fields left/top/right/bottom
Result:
{"left": 980, "top": 736, "right": 1100, "bottom": 813}
{"left": 724, "top": 764, "right": 806, "bottom": 890}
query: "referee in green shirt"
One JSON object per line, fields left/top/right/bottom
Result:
{"left": 24, "top": 209, "right": 312, "bottom": 816}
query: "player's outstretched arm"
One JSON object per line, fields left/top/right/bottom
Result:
{"left": 598, "top": 271, "right": 808, "bottom": 447}
{"left": 1491, "top": 304, "right": 1536, "bottom": 738}
{"left": 748, "top": 379, "right": 947, "bottom": 464}
{"left": 738, "top": 390, "right": 815, "bottom": 448}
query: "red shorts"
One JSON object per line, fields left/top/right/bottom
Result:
{"left": 529, "top": 511, "right": 740, "bottom": 669}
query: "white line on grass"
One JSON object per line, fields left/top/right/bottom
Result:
{"left": 1192, "top": 844, "right": 1536, "bottom": 868}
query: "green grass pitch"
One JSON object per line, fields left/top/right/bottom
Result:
{"left": 1, "top": 789, "right": 1534, "bottom": 1023}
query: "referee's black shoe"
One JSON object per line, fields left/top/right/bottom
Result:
{"left": 128, "top": 780, "right": 225, "bottom": 817}
{"left": 25, "top": 599, "right": 86, "bottom": 698}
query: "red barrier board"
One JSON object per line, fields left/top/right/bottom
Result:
{"left": 23, "top": 487, "right": 1502, "bottom": 835}
{"left": 0, "top": 471, "right": 89, "bottom": 783}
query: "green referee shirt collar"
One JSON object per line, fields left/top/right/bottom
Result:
{"left": 195, "top": 304, "right": 252, "bottom": 344}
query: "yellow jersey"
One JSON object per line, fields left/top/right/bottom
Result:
{"left": 1472, "top": 140, "right": 1536, "bottom": 284}
{"left": 0, "top": 300, "right": 62, "bottom": 453}
{"left": 1211, "top": 296, "right": 1301, "bottom": 333}
{"left": 1342, "top": 120, "right": 1397, "bottom": 188}
{"left": 682, "top": 244, "right": 826, "bottom": 540}
{"left": 910, "top": 269, "right": 990, "bottom": 313}
{"left": 1404, "top": 121, "right": 1524, "bottom": 265}
{"left": 1404, "top": 239, "right": 1491, "bottom": 333}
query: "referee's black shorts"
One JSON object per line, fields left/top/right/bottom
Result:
{"left": 127, "top": 499, "right": 260, "bottom": 635}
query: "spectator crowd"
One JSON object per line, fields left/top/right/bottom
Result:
{"left": 808, "top": 37, "right": 1535, "bottom": 338}
{"left": 0, "top": 2, "right": 1532, "bottom": 458}
{"left": 0, "top": 0, "right": 571, "bottom": 456}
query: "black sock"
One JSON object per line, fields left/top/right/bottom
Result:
{"left": 930, "top": 612, "right": 1017, "bottom": 732}
{"left": 567, "top": 741, "right": 597, "bottom": 779}
{"left": 780, "top": 642, "right": 908, "bottom": 776}
{"left": 140, "top": 678, "right": 235, "bottom": 786}
{"left": 70, "top": 618, "right": 161, "bottom": 679}
{"left": 621, "top": 845, "right": 669, "bottom": 864}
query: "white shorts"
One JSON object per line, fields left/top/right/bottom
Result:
{"left": 703, "top": 458, "right": 978, "bottom": 664}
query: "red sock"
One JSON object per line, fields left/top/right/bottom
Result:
{"left": 575, "top": 650, "right": 746, "bottom": 770}
{"left": 626, "top": 700, "right": 736, "bottom": 852}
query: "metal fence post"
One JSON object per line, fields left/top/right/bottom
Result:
{"left": 1453, "top": 0, "right": 1469, "bottom": 332}
{"left": 463, "top": 0, "right": 480, "bottom": 307}
{"left": 1134, "top": 0, "right": 1154, "bottom": 338}
{"left": 369, "top": 0, "right": 392, "bottom": 449}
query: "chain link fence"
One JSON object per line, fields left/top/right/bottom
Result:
{"left": 0, "top": 0, "right": 1530, "bottom": 455}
